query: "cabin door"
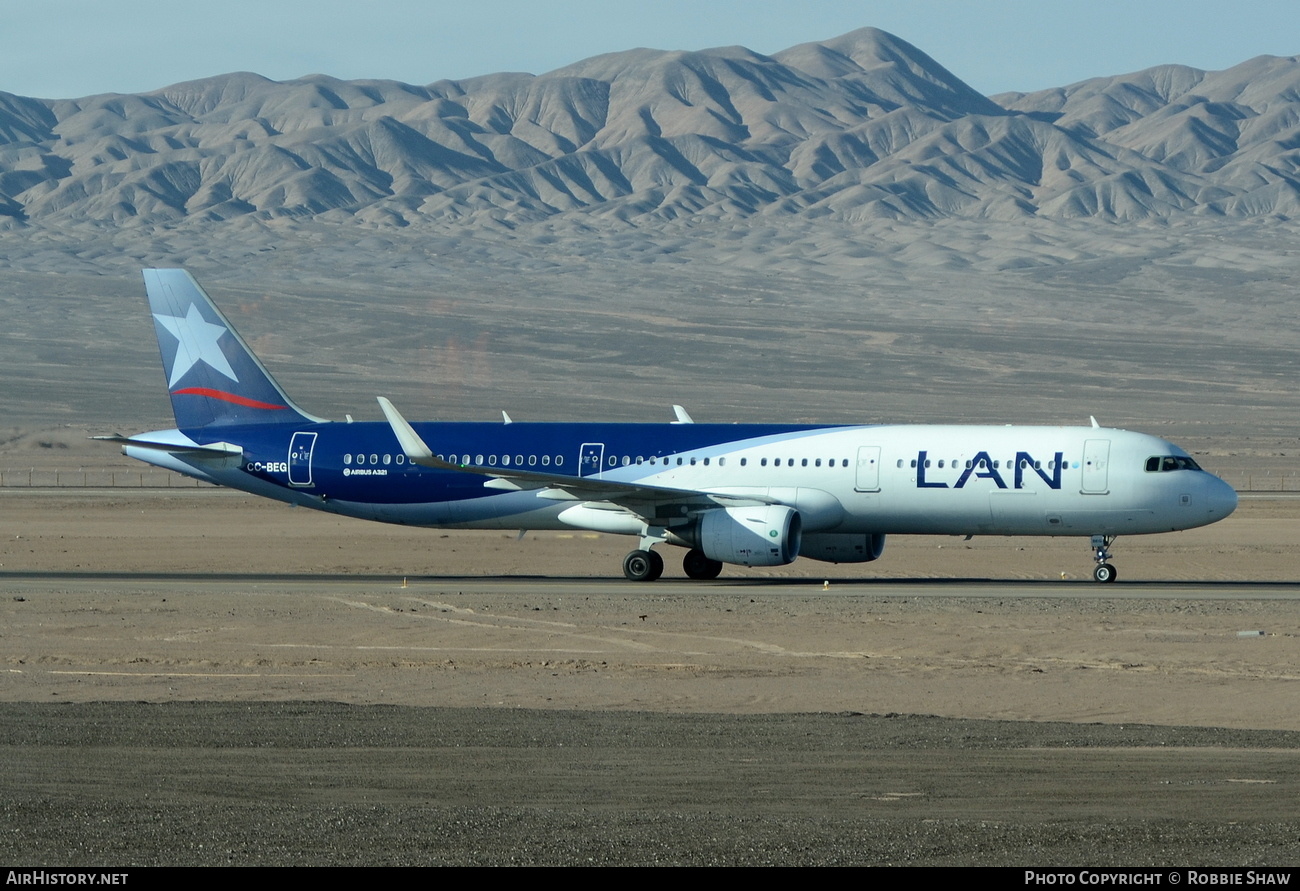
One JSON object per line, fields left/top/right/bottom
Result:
{"left": 288, "top": 432, "right": 317, "bottom": 487}
{"left": 855, "top": 446, "right": 881, "bottom": 492}
{"left": 1081, "top": 439, "right": 1110, "bottom": 494}
{"left": 579, "top": 442, "right": 605, "bottom": 478}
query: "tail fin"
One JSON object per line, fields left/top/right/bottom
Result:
{"left": 143, "top": 268, "right": 325, "bottom": 428}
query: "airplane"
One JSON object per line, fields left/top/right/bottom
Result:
{"left": 108, "top": 268, "right": 1239, "bottom": 584}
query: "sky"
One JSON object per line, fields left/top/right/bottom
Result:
{"left": 5, "top": 0, "right": 1299, "bottom": 100}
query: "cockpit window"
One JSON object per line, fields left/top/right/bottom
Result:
{"left": 1145, "top": 455, "right": 1202, "bottom": 473}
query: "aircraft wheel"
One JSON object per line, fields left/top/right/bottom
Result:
{"left": 683, "top": 548, "right": 724, "bottom": 580}
{"left": 623, "top": 549, "right": 660, "bottom": 582}
{"left": 646, "top": 549, "right": 664, "bottom": 581}
{"left": 1093, "top": 563, "right": 1118, "bottom": 583}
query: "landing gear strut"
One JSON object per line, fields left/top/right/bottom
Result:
{"left": 623, "top": 549, "right": 664, "bottom": 582}
{"left": 1090, "top": 534, "right": 1117, "bottom": 583}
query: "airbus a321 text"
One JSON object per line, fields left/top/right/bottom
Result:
{"left": 108, "top": 269, "right": 1238, "bottom": 583}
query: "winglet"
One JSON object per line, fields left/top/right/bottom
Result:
{"left": 1090, "top": 415, "right": 1100, "bottom": 428}
{"left": 377, "top": 397, "right": 445, "bottom": 468}
{"left": 672, "top": 404, "right": 694, "bottom": 424}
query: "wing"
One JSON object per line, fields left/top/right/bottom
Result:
{"left": 377, "top": 397, "right": 772, "bottom": 516}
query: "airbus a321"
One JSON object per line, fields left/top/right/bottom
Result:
{"left": 109, "top": 269, "right": 1238, "bottom": 583}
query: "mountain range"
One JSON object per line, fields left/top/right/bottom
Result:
{"left": 3, "top": 27, "right": 1299, "bottom": 229}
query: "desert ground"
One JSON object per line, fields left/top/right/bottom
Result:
{"left": 2, "top": 488, "right": 1298, "bottom": 865}
{"left": 3, "top": 214, "right": 1300, "bottom": 864}
{"left": 3, "top": 488, "right": 1300, "bottom": 722}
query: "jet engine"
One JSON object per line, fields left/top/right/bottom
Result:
{"left": 696, "top": 505, "right": 802, "bottom": 566}
{"left": 800, "top": 533, "right": 886, "bottom": 564}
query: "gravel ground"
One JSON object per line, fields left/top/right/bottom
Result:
{"left": 3, "top": 703, "right": 1299, "bottom": 866}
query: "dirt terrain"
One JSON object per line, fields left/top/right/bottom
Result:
{"left": 2, "top": 214, "right": 1299, "bottom": 864}
{"left": 1, "top": 491, "right": 1298, "bottom": 865}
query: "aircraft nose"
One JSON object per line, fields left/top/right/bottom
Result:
{"left": 1206, "top": 476, "right": 1238, "bottom": 521}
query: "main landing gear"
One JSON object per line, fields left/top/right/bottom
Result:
{"left": 1091, "top": 534, "right": 1118, "bottom": 583}
{"left": 682, "top": 548, "right": 723, "bottom": 580}
{"left": 622, "top": 549, "right": 664, "bottom": 582}
{"left": 622, "top": 548, "right": 723, "bottom": 581}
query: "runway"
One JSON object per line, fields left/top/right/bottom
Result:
{"left": 9, "top": 569, "right": 1300, "bottom": 596}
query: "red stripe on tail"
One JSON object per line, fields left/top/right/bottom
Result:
{"left": 171, "top": 387, "right": 289, "bottom": 410}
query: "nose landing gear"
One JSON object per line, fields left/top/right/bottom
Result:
{"left": 1091, "top": 534, "right": 1117, "bottom": 583}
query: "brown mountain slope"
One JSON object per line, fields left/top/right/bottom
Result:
{"left": 2, "top": 28, "right": 1299, "bottom": 227}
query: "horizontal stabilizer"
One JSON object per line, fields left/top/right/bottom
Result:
{"left": 93, "top": 434, "right": 243, "bottom": 458}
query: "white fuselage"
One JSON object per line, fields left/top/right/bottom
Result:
{"left": 135, "top": 423, "right": 1237, "bottom": 541}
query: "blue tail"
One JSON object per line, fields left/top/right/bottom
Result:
{"left": 143, "top": 268, "right": 324, "bottom": 429}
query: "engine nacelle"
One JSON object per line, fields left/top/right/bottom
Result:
{"left": 698, "top": 505, "right": 802, "bottom": 566}
{"left": 800, "top": 533, "right": 887, "bottom": 564}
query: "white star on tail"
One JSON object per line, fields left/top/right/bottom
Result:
{"left": 153, "top": 304, "right": 238, "bottom": 387}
